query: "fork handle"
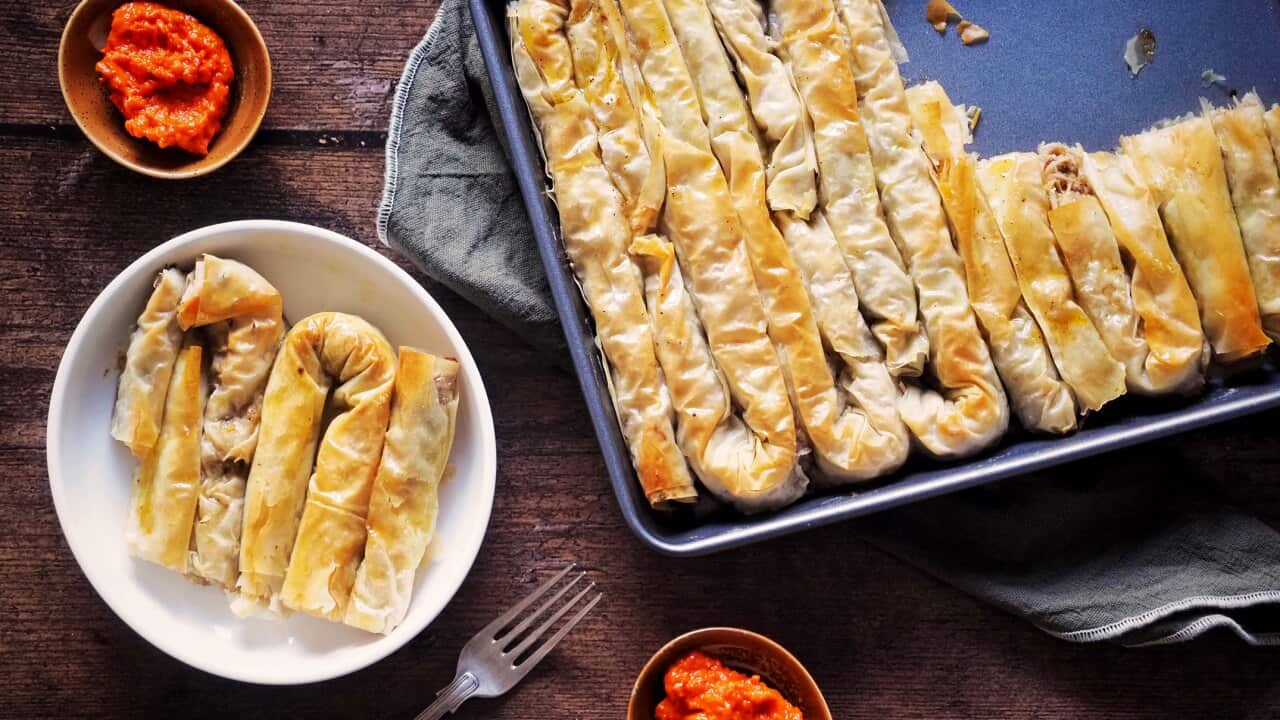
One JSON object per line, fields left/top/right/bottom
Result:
{"left": 414, "top": 671, "right": 480, "bottom": 720}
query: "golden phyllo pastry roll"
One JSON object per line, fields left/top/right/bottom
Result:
{"left": 599, "top": 0, "right": 798, "bottom": 500}
{"left": 625, "top": 236, "right": 797, "bottom": 507}
{"left": 563, "top": 0, "right": 663, "bottom": 234}
{"left": 175, "top": 255, "right": 285, "bottom": 588}
{"left": 512, "top": 0, "right": 698, "bottom": 507}
{"left": 769, "top": 0, "right": 927, "bottom": 378}
{"left": 126, "top": 340, "right": 205, "bottom": 572}
{"left": 769, "top": 212, "right": 911, "bottom": 479}
{"left": 906, "top": 82, "right": 1076, "bottom": 434}
{"left": 1204, "top": 94, "right": 1280, "bottom": 340}
{"left": 236, "top": 312, "right": 396, "bottom": 617}
{"left": 278, "top": 315, "right": 398, "bottom": 621}
{"left": 345, "top": 349, "right": 460, "bottom": 634}
{"left": 610, "top": 0, "right": 805, "bottom": 510}
{"left": 1265, "top": 104, "right": 1280, "bottom": 168}
{"left": 704, "top": 0, "right": 817, "bottom": 217}
{"left": 1040, "top": 144, "right": 1163, "bottom": 394}
{"left": 719, "top": 0, "right": 908, "bottom": 478}
{"left": 1041, "top": 145, "right": 1207, "bottom": 395}
{"left": 978, "top": 153, "right": 1127, "bottom": 412}
{"left": 1079, "top": 151, "right": 1207, "bottom": 394}
{"left": 625, "top": 236, "right": 751, "bottom": 501}
{"left": 1121, "top": 117, "right": 1270, "bottom": 362}
{"left": 832, "top": 0, "right": 1009, "bottom": 455}
{"left": 716, "top": 0, "right": 902, "bottom": 461}
{"left": 661, "top": 0, "right": 907, "bottom": 483}
{"left": 112, "top": 268, "right": 187, "bottom": 457}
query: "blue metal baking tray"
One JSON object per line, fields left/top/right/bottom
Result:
{"left": 470, "top": 0, "right": 1280, "bottom": 555}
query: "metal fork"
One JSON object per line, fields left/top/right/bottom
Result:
{"left": 414, "top": 564, "right": 603, "bottom": 719}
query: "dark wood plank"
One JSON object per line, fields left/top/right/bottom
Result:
{"left": 0, "top": 0, "right": 440, "bottom": 132}
{"left": 4, "top": 130, "right": 1280, "bottom": 718}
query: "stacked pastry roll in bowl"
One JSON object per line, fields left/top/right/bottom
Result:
{"left": 113, "top": 254, "right": 461, "bottom": 633}
{"left": 509, "top": 0, "right": 1280, "bottom": 513}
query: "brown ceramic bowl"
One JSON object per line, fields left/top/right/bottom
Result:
{"left": 58, "top": 0, "right": 271, "bottom": 179}
{"left": 628, "top": 627, "right": 832, "bottom": 720}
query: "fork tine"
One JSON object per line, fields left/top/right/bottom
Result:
{"left": 511, "top": 591, "right": 602, "bottom": 678}
{"left": 505, "top": 581, "right": 595, "bottom": 660}
{"left": 476, "top": 564, "right": 575, "bottom": 640}
{"left": 498, "top": 571, "right": 585, "bottom": 646}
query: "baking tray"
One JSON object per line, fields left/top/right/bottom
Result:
{"left": 470, "top": 0, "right": 1280, "bottom": 555}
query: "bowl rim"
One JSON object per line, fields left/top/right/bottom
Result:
{"left": 57, "top": 0, "right": 273, "bottom": 180}
{"left": 46, "top": 219, "right": 498, "bottom": 684}
{"left": 628, "top": 626, "right": 832, "bottom": 719}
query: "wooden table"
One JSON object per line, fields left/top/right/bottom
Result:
{"left": 4, "top": 1, "right": 1280, "bottom": 717}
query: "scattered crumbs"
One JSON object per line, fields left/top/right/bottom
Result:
{"left": 1201, "top": 68, "right": 1228, "bottom": 88}
{"left": 1123, "top": 27, "right": 1156, "bottom": 77}
{"left": 957, "top": 20, "right": 989, "bottom": 46}
{"left": 926, "top": 0, "right": 959, "bottom": 32}
{"left": 926, "top": 0, "right": 988, "bottom": 46}
{"left": 965, "top": 105, "right": 982, "bottom": 133}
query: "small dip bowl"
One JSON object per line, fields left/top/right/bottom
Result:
{"left": 58, "top": 0, "right": 271, "bottom": 179}
{"left": 628, "top": 627, "right": 832, "bottom": 720}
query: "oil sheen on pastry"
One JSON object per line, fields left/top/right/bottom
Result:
{"left": 563, "top": 0, "right": 664, "bottom": 233}
{"left": 125, "top": 340, "right": 205, "bottom": 573}
{"left": 175, "top": 254, "right": 285, "bottom": 588}
{"left": 513, "top": 0, "right": 698, "bottom": 507}
{"left": 978, "top": 153, "right": 1127, "bottom": 413}
{"left": 609, "top": 0, "right": 805, "bottom": 510}
{"left": 1204, "top": 93, "right": 1280, "bottom": 340}
{"left": 111, "top": 268, "right": 187, "bottom": 457}
{"left": 345, "top": 348, "right": 460, "bottom": 633}
{"left": 1079, "top": 151, "right": 1207, "bottom": 393}
{"left": 661, "top": 0, "right": 907, "bottom": 483}
{"left": 704, "top": 0, "right": 818, "bottom": 217}
{"left": 1121, "top": 116, "right": 1271, "bottom": 362}
{"left": 833, "top": 0, "right": 1009, "bottom": 454}
{"left": 770, "top": 0, "right": 928, "bottom": 377}
{"left": 1041, "top": 144, "right": 1161, "bottom": 394}
{"left": 237, "top": 312, "right": 396, "bottom": 617}
{"left": 906, "top": 82, "right": 1076, "bottom": 433}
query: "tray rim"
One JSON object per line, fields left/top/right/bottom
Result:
{"left": 468, "top": 0, "right": 1280, "bottom": 557}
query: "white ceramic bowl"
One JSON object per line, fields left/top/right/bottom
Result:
{"left": 47, "top": 220, "right": 497, "bottom": 684}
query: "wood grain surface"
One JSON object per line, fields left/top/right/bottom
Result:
{"left": 2, "top": 1, "right": 1279, "bottom": 718}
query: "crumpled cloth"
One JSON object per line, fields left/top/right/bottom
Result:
{"left": 377, "top": 0, "right": 1280, "bottom": 646}
{"left": 377, "top": 0, "right": 562, "bottom": 354}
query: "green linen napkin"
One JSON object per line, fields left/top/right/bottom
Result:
{"left": 377, "top": 0, "right": 1280, "bottom": 646}
{"left": 376, "top": 0, "right": 562, "bottom": 354}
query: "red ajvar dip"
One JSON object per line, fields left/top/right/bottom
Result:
{"left": 95, "top": 2, "right": 234, "bottom": 155}
{"left": 655, "top": 651, "right": 804, "bottom": 720}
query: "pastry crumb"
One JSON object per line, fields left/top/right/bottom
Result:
{"left": 1201, "top": 68, "right": 1227, "bottom": 88}
{"left": 926, "top": 0, "right": 958, "bottom": 32}
{"left": 958, "top": 20, "right": 989, "bottom": 45}
{"left": 965, "top": 105, "right": 982, "bottom": 133}
{"left": 926, "top": 0, "right": 987, "bottom": 46}
{"left": 1123, "top": 28, "right": 1156, "bottom": 77}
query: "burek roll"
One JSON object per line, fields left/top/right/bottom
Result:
{"left": 345, "top": 348, "right": 460, "bottom": 633}
{"left": 237, "top": 312, "right": 396, "bottom": 618}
